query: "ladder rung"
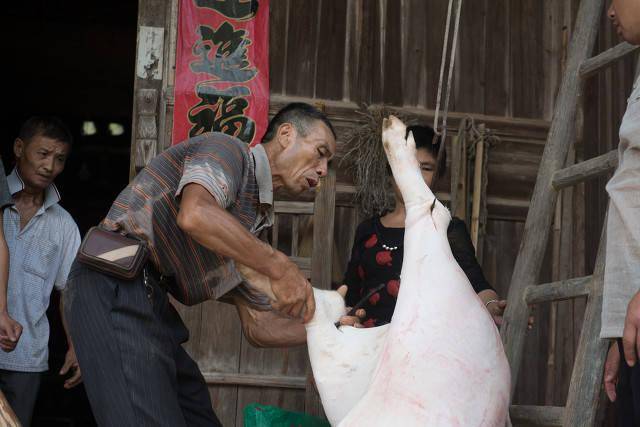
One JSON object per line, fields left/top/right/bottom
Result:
{"left": 524, "top": 275, "right": 592, "bottom": 305}
{"left": 552, "top": 150, "right": 618, "bottom": 190}
{"left": 580, "top": 42, "right": 640, "bottom": 79}
{"left": 510, "top": 405, "right": 563, "bottom": 426}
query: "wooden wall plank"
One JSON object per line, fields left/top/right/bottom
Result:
{"left": 333, "top": 207, "right": 359, "bottom": 285}
{"left": 235, "top": 344, "right": 308, "bottom": 425}
{"left": 382, "top": 0, "right": 403, "bottom": 105}
{"left": 484, "top": 0, "right": 509, "bottom": 116}
{"left": 542, "top": 0, "right": 565, "bottom": 120}
{"left": 269, "top": 0, "right": 289, "bottom": 95}
{"left": 284, "top": 0, "right": 321, "bottom": 97}
{"left": 370, "top": 0, "right": 384, "bottom": 103}
{"left": 455, "top": 0, "right": 486, "bottom": 113}
{"left": 208, "top": 385, "right": 239, "bottom": 427}
{"left": 197, "top": 301, "right": 243, "bottom": 426}
{"left": 510, "top": 0, "right": 544, "bottom": 118}
{"left": 315, "top": 0, "right": 348, "bottom": 100}
{"left": 348, "top": 0, "right": 376, "bottom": 104}
{"left": 401, "top": 0, "right": 427, "bottom": 107}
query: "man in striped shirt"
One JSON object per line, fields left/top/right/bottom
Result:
{"left": 65, "top": 103, "right": 352, "bottom": 426}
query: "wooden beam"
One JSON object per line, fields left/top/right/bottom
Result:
{"left": 278, "top": 185, "right": 531, "bottom": 220}
{"left": 510, "top": 405, "right": 564, "bottom": 426}
{"left": 500, "top": 0, "right": 604, "bottom": 398}
{"left": 524, "top": 275, "right": 592, "bottom": 305}
{"left": 274, "top": 201, "right": 315, "bottom": 215}
{"left": 268, "top": 94, "right": 550, "bottom": 130}
{"left": 268, "top": 94, "right": 551, "bottom": 146}
{"left": 163, "top": 90, "right": 551, "bottom": 145}
{"left": 579, "top": 42, "right": 640, "bottom": 79}
{"left": 552, "top": 149, "right": 618, "bottom": 189}
{"left": 203, "top": 372, "right": 306, "bottom": 389}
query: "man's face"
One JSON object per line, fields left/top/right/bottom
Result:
{"left": 276, "top": 121, "right": 336, "bottom": 195}
{"left": 14, "top": 135, "right": 69, "bottom": 191}
{"left": 609, "top": 0, "right": 640, "bottom": 45}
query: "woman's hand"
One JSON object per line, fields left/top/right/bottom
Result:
{"left": 479, "top": 290, "right": 534, "bottom": 329}
{"left": 338, "top": 308, "right": 366, "bottom": 327}
{"left": 485, "top": 299, "right": 507, "bottom": 326}
{"left": 337, "top": 285, "right": 366, "bottom": 327}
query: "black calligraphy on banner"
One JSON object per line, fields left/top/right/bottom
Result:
{"left": 190, "top": 22, "right": 257, "bottom": 82}
{"left": 173, "top": 0, "right": 267, "bottom": 145}
{"left": 188, "top": 83, "right": 256, "bottom": 143}
{"left": 194, "top": 0, "right": 259, "bottom": 21}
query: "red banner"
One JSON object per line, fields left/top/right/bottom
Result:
{"left": 172, "top": 0, "right": 269, "bottom": 146}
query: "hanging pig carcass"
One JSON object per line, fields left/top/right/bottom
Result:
{"left": 305, "top": 116, "right": 511, "bottom": 426}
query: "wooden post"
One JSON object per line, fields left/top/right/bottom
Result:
{"left": 500, "top": 0, "right": 604, "bottom": 396}
{"left": 476, "top": 128, "right": 490, "bottom": 264}
{"left": 450, "top": 119, "right": 468, "bottom": 221}
{"left": 305, "top": 166, "right": 336, "bottom": 417}
{"left": 470, "top": 124, "right": 486, "bottom": 250}
{"left": 130, "top": 0, "right": 169, "bottom": 179}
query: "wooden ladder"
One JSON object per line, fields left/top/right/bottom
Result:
{"left": 500, "top": 0, "right": 639, "bottom": 425}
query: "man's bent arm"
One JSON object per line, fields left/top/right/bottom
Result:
{"left": 177, "top": 183, "right": 287, "bottom": 279}
{"left": 233, "top": 297, "right": 307, "bottom": 347}
{"left": 177, "top": 183, "right": 315, "bottom": 321}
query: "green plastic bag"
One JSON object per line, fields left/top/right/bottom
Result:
{"left": 243, "top": 403, "right": 331, "bottom": 427}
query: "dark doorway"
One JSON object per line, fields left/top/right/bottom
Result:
{"left": 4, "top": 1, "right": 138, "bottom": 425}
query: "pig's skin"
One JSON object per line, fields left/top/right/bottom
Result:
{"left": 306, "top": 117, "right": 511, "bottom": 427}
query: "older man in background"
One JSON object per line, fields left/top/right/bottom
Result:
{"left": 0, "top": 117, "right": 81, "bottom": 427}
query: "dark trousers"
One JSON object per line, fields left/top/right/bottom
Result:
{"left": 617, "top": 339, "right": 640, "bottom": 427}
{"left": 0, "top": 370, "right": 41, "bottom": 427}
{"left": 64, "top": 261, "right": 221, "bottom": 427}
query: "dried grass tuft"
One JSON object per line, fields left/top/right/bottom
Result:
{"left": 341, "top": 106, "right": 411, "bottom": 216}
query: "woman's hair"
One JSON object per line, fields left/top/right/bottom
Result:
{"left": 405, "top": 125, "right": 447, "bottom": 179}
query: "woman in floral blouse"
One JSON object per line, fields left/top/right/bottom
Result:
{"left": 342, "top": 125, "right": 506, "bottom": 328}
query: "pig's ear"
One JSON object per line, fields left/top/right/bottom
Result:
{"left": 337, "top": 285, "right": 348, "bottom": 299}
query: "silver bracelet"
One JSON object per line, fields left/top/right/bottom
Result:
{"left": 485, "top": 299, "right": 499, "bottom": 308}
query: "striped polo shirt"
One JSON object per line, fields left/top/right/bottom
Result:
{"left": 102, "top": 133, "right": 273, "bottom": 306}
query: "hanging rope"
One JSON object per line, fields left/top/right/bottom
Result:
{"left": 433, "top": 0, "right": 463, "bottom": 178}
